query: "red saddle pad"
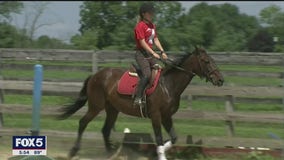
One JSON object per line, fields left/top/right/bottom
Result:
{"left": 117, "top": 69, "right": 161, "bottom": 96}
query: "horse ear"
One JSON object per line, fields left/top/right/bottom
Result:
{"left": 194, "top": 45, "right": 200, "bottom": 55}
{"left": 195, "top": 45, "right": 198, "bottom": 50}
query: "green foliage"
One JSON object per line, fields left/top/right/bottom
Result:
{"left": 248, "top": 28, "right": 274, "bottom": 52}
{"left": 73, "top": 2, "right": 262, "bottom": 52}
{"left": 0, "top": 23, "right": 31, "bottom": 48}
{"left": 0, "top": 24, "right": 71, "bottom": 48}
{"left": 0, "top": 1, "right": 23, "bottom": 22}
{"left": 74, "top": 1, "right": 185, "bottom": 51}
{"left": 1, "top": 2, "right": 284, "bottom": 52}
{"left": 33, "top": 35, "right": 72, "bottom": 49}
{"left": 260, "top": 5, "right": 284, "bottom": 52}
{"left": 185, "top": 3, "right": 259, "bottom": 51}
{"left": 78, "top": 1, "right": 142, "bottom": 49}
{"left": 245, "top": 151, "right": 279, "bottom": 160}
{"left": 260, "top": 5, "right": 282, "bottom": 26}
{"left": 0, "top": 2, "right": 72, "bottom": 49}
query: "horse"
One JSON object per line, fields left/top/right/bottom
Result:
{"left": 57, "top": 46, "right": 224, "bottom": 160}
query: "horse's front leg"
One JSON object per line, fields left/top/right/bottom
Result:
{"left": 151, "top": 112, "right": 167, "bottom": 160}
{"left": 162, "top": 117, "right": 177, "bottom": 152}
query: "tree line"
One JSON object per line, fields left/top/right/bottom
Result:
{"left": 1, "top": 1, "right": 284, "bottom": 52}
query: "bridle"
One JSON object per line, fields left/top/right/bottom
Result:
{"left": 159, "top": 52, "right": 218, "bottom": 81}
{"left": 196, "top": 53, "right": 219, "bottom": 82}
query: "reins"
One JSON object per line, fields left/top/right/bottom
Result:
{"left": 157, "top": 52, "right": 217, "bottom": 80}
{"left": 158, "top": 57, "right": 196, "bottom": 76}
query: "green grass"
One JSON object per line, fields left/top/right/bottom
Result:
{"left": 3, "top": 60, "right": 92, "bottom": 67}
{"left": 3, "top": 113, "right": 284, "bottom": 139}
{"left": 2, "top": 73, "right": 271, "bottom": 86}
{"left": 1, "top": 63, "right": 283, "bottom": 87}
{"left": 4, "top": 94, "right": 283, "bottom": 113}
{"left": 4, "top": 94, "right": 72, "bottom": 106}
{"left": 219, "top": 64, "right": 282, "bottom": 73}
{"left": 190, "top": 75, "right": 283, "bottom": 86}
{"left": 2, "top": 69, "right": 91, "bottom": 80}
{"left": 190, "top": 100, "right": 283, "bottom": 112}
{"left": 224, "top": 76, "right": 283, "bottom": 86}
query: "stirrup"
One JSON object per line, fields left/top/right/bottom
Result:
{"left": 133, "top": 97, "right": 142, "bottom": 106}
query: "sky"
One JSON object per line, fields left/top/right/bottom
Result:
{"left": 10, "top": 1, "right": 284, "bottom": 44}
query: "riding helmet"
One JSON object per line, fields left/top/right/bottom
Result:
{"left": 139, "top": 3, "right": 155, "bottom": 16}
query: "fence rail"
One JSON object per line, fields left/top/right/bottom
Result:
{"left": 1, "top": 104, "right": 283, "bottom": 124}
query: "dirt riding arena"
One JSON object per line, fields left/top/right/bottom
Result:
{"left": 1, "top": 129, "right": 283, "bottom": 160}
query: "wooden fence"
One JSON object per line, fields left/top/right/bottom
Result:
{"left": 0, "top": 48, "right": 283, "bottom": 148}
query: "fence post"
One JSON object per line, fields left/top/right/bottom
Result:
{"left": 0, "top": 48, "right": 4, "bottom": 128}
{"left": 187, "top": 94, "right": 193, "bottom": 110}
{"left": 225, "top": 95, "right": 235, "bottom": 137}
{"left": 92, "top": 52, "right": 98, "bottom": 73}
{"left": 0, "top": 75, "right": 4, "bottom": 128}
{"left": 282, "top": 56, "right": 284, "bottom": 159}
{"left": 31, "top": 64, "right": 43, "bottom": 136}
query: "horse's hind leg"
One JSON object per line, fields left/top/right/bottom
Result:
{"left": 101, "top": 103, "right": 119, "bottom": 152}
{"left": 69, "top": 107, "right": 101, "bottom": 158}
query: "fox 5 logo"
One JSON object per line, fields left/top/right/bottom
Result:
{"left": 13, "top": 136, "right": 46, "bottom": 149}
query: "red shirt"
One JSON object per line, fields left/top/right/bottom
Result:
{"left": 134, "top": 21, "right": 157, "bottom": 50}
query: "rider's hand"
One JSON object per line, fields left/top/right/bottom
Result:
{"left": 153, "top": 53, "right": 161, "bottom": 59}
{"left": 162, "top": 53, "right": 168, "bottom": 60}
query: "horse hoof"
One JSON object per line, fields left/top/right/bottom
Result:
{"left": 68, "top": 147, "right": 80, "bottom": 159}
{"left": 106, "top": 141, "right": 119, "bottom": 152}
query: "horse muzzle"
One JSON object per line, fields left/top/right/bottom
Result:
{"left": 209, "top": 74, "right": 224, "bottom": 87}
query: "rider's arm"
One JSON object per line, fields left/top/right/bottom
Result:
{"left": 154, "top": 37, "right": 164, "bottom": 53}
{"left": 139, "top": 39, "right": 160, "bottom": 59}
{"left": 154, "top": 37, "right": 168, "bottom": 59}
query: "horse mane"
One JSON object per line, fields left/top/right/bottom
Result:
{"left": 172, "top": 52, "right": 192, "bottom": 66}
{"left": 161, "top": 46, "right": 206, "bottom": 75}
{"left": 161, "top": 52, "right": 192, "bottom": 75}
{"left": 172, "top": 47, "right": 206, "bottom": 66}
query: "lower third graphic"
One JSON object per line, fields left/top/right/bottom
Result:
{"left": 12, "top": 136, "right": 47, "bottom": 155}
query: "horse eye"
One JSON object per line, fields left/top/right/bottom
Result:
{"left": 203, "top": 59, "right": 210, "bottom": 63}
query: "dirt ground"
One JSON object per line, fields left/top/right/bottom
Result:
{"left": 2, "top": 133, "right": 281, "bottom": 160}
{"left": 0, "top": 134, "right": 158, "bottom": 160}
{"left": 0, "top": 135, "right": 116, "bottom": 160}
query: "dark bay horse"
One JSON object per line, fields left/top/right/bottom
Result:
{"left": 58, "top": 47, "right": 224, "bottom": 160}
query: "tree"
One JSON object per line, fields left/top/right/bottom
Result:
{"left": 75, "top": 1, "right": 184, "bottom": 50}
{"left": 0, "top": 2, "right": 27, "bottom": 48}
{"left": 0, "top": 1, "right": 23, "bottom": 23}
{"left": 33, "top": 35, "right": 71, "bottom": 49}
{"left": 74, "top": 2, "right": 263, "bottom": 52}
{"left": 183, "top": 2, "right": 259, "bottom": 51}
{"left": 260, "top": 5, "right": 284, "bottom": 52}
{"left": 260, "top": 5, "right": 282, "bottom": 26}
{"left": 19, "top": 2, "right": 59, "bottom": 40}
{"left": 247, "top": 28, "right": 274, "bottom": 52}
{"left": 78, "top": 1, "right": 134, "bottom": 49}
{"left": 0, "top": 23, "right": 30, "bottom": 48}
{"left": 70, "top": 29, "right": 99, "bottom": 50}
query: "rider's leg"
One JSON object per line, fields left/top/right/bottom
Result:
{"left": 134, "top": 76, "right": 149, "bottom": 104}
{"left": 134, "top": 52, "right": 151, "bottom": 105}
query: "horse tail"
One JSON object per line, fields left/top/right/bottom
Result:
{"left": 57, "top": 75, "right": 91, "bottom": 120}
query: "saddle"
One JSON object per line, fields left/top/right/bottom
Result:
{"left": 117, "top": 64, "right": 162, "bottom": 96}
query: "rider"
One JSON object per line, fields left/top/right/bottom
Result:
{"left": 133, "top": 3, "right": 168, "bottom": 106}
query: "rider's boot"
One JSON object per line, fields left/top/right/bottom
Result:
{"left": 133, "top": 77, "right": 149, "bottom": 106}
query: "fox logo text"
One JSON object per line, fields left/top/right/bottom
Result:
{"left": 12, "top": 136, "right": 47, "bottom": 155}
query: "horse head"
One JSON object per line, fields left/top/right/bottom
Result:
{"left": 185, "top": 46, "right": 224, "bottom": 86}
